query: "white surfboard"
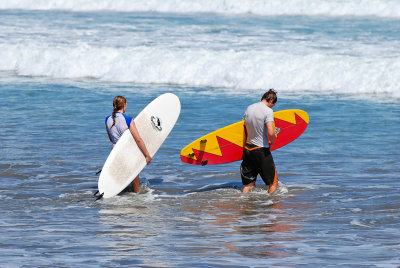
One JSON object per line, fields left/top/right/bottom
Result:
{"left": 98, "top": 93, "right": 181, "bottom": 198}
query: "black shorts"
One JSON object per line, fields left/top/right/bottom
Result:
{"left": 240, "top": 143, "right": 278, "bottom": 186}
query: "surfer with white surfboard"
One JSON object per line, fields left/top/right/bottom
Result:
{"left": 98, "top": 93, "right": 181, "bottom": 199}
{"left": 240, "top": 89, "right": 279, "bottom": 194}
{"left": 105, "top": 96, "right": 152, "bottom": 193}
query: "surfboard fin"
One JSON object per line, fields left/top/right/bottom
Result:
{"left": 201, "top": 160, "right": 208, "bottom": 166}
{"left": 93, "top": 190, "right": 99, "bottom": 196}
{"left": 95, "top": 169, "right": 102, "bottom": 175}
{"left": 188, "top": 153, "right": 195, "bottom": 158}
{"left": 200, "top": 139, "right": 207, "bottom": 143}
{"left": 95, "top": 192, "right": 104, "bottom": 201}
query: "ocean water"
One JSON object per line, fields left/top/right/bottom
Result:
{"left": 1, "top": 1, "right": 400, "bottom": 267}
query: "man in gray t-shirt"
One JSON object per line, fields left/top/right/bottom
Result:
{"left": 240, "top": 89, "right": 279, "bottom": 194}
{"left": 243, "top": 101, "right": 274, "bottom": 148}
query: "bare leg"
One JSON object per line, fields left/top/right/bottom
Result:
{"left": 268, "top": 180, "right": 278, "bottom": 194}
{"left": 268, "top": 174, "right": 279, "bottom": 194}
{"left": 131, "top": 175, "right": 140, "bottom": 193}
{"left": 243, "top": 181, "right": 255, "bottom": 193}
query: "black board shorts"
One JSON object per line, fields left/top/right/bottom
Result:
{"left": 240, "top": 143, "right": 278, "bottom": 186}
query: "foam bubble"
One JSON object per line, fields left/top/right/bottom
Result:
{"left": 350, "top": 219, "right": 373, "bottom": 228}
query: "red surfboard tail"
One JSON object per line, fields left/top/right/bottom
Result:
{"left": 180, "top": 136, "right": 243, "bottom": 165}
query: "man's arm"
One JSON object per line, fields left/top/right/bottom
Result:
{"left": 266, "top": 121, "right": 276, "bottom": 149}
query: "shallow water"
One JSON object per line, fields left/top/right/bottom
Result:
{"left": 1, "top": 79, "right": 399, "bottom": 267}
{"left": 1, "top": 4, "right": 400, "bottom": 267}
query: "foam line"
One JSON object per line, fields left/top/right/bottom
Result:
{"left": 1, "top": 0, "right": 400, "bottom": 18}
{"left": 0, "top": 44, "right": 398, "bottom": 96}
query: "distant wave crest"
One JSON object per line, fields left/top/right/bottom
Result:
{"left": 1, "top": 0, "right": 400, "bottom": 18}
{"left": 1, "top": 43, "right": 398, "bottom": 97}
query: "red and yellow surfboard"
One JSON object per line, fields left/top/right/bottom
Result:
{"left": 180, "top": 109, "right": 309, "bottom": 165}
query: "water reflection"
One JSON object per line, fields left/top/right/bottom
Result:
{"left": 178, "top": 185, "right": 305, "bottom": 259}
{"left": 95, "top": 183, "right": 309, "bottom": 264}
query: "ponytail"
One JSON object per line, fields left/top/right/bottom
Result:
{"left": 111, "top": 96, "right": 127, "bottom": 128}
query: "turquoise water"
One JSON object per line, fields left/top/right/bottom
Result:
{"left": 1, "top": 3, "right": 400, "bottom": 267}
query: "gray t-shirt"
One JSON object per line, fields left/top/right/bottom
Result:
{"left": 243, "top": 101, "right": 274, "bottom": 148}
{"left": 105, "top": 112, "right": 132, "bottom": 147}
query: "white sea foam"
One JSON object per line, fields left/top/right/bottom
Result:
{"left": 0, "top": 43, "right": 399, "bottom": 97}
{"left": 1, "top": 0, "right": 400, "bottom": 18}
{"left": 350, "top": 219, "right": 373, "bottom": 228}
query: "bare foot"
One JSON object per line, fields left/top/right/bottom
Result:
{"left": 268, "top": 180, "right": 278, "bottom": 194}
{"left": 243, "top": 181, "right": 255, "bottom": 193}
